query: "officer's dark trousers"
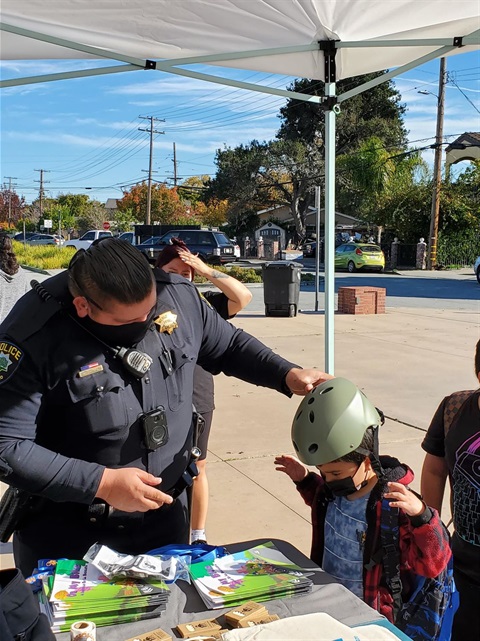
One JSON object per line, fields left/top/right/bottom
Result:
{"left": 13, "top": 493, "right": 189, "bottom": 577}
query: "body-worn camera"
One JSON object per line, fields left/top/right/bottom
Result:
{"left": 141, "top": 407, "right": 169, "bottom": 451}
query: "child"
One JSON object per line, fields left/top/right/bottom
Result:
{"left": 275, "top": 377, "right": 451, "bottom": 624}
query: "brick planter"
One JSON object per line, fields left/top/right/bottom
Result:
{"left": 338, "top": 286, "right": 386, "bottom": 314}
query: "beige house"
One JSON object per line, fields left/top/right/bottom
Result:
{"left": 105, "top": 198, "right": 119, "bottom": 213}
{"left": 445, "top": 132, "right": 480, "bottom": 176}
{"left": 256, "top": 205, "right": 363, "bottom": 229}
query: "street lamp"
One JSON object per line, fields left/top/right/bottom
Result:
{"left": 417, "top": 57, "right": 446, "bottom": 270}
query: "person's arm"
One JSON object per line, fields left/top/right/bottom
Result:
{"left": 195, "top": 294, "right": 332, "bottom": 396}
{"left": 179, "top": 250, "right": 252, "bottom": 316}
{"left": 420, "top": 397, "right": 449, "bottom": 514}
{"left": 420, "top": 453, "right": 448, "bottom": 515}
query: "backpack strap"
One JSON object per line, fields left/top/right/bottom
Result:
{"left": 443, "top": 390, "right": 475, "bottom": 437}
{"left": 379, "top": 497, "right": 403, "bottom": 621}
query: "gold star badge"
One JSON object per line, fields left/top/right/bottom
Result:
{"left": 154, "top": 311, "right": 178, "bottom": 334}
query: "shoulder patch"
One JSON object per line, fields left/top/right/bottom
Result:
{"left": 0, "top": 341, "right": 24, "bottom": 385}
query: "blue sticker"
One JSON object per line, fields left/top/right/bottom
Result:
{"left": 0, "top": 341, "right": 24, "bottom": 385}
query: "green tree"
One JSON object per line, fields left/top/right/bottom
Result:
{"left": 207, "top": 139, "right": 323, "bottom": 240}
{"left": 57, "top": 193, "right": 92, "bottom": 219}
{"left": 337, "top": 136, "right": 427, "bottom": 236}
{"left": 178, "top": 175, "right": 210, "bottom": 207}
{"left": 112, "top": 207, "right": 139, "bottom": 233}
{"left": 44, "top": 203, "right": 76, "bottom": 237}
{"left": 277, "top": 72, "right": 407, "bottom": 154}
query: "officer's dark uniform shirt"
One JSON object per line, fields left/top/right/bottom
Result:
{"left": 0, "top": 269, "right": 295, "bottom": 509}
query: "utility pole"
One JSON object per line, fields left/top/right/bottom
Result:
{"left": 427, "top": 57, "right": 446, "bottom": 270}
{"left": 34, "top": 169, "right": 50, "bottom": 226}
{"left": 3, "top": 176, "right": 18, "bottom": 225}
{"left": 139, "top": 116, "right": 165, "bottom": 225}
{"left": 173, "top": 142, "right": 178, "bottom": 187}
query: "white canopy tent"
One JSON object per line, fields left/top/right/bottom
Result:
{"left": 1, "top": 0, "right": 479, "bottom": 373}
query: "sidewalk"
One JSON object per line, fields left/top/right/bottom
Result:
{"left": 204, "top": 304, "right": 478, "bottom": 554}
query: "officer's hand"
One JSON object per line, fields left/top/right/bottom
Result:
{"left": 285, "top": 368, "right": 334, "bottom": 395}
{"left": 95, "top": 468, "right": 173, "bottom": 512}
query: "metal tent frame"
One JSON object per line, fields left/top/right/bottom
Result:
{"left": 1, "top": 18, "right": 479, "bottom": 373}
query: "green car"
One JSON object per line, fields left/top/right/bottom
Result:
{"left": 334, "top": 243, "right": 385, "bottom": 272}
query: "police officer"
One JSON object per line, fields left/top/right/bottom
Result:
{"left": 0, "top": 238, "right": 330, "bottom": 576}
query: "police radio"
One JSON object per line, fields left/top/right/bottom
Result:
{"left": 31, "top": 280, "right": 153, "bottom": 379}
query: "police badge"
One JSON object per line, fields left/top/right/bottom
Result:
{"left": 154, "top": 311, "right": 178, "bottom": 334}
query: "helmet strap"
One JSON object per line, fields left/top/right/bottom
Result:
{"left": 355, "top": 425, "right": 385, "bottom": 479}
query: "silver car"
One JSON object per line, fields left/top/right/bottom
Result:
{"left": 26, "top": 233, "right": 64, "bottom": 246}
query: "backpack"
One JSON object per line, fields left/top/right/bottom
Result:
{"left": 380, "top": 498, "right": 459, "bottom": 641}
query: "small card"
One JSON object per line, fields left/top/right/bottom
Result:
{"left": 237, "top": 614, "right": 280, "bottom": 628}
{"left": 225, "top": 601, "right": 268, "bottom": 626}
{"left": 176, "top": 619, "right": 222, "bottom": 639}
{"left": 124, "top": 629, "right": 172, "bottom": 641}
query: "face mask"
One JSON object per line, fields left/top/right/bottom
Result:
{"left": 324, "top": 465, "right": 369, "bottom": 498}
{"left": 82, "top": 307, "right": 156, "bottom": 347}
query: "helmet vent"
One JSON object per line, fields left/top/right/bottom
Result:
{"left": 318, "top": 386, "right": 333, "bottom": 395}
{"left": 309, "top": 410, "right": 315, "bottom": 423}
{"left": 292, "top": 440, "right": 299, "bottom": 452}
{"left": 307, "top": 397, "right": 315, "bottom": 405}
{"left": 296, "top": 410, "right": 303, "bottom": 420}
{"left": 308, "top": 443, "right": 318, "bottom": 454}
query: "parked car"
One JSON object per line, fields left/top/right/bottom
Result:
{"left": 334, "top": 243, "right": 385, "bottom": 272}
{"left": 13, "top": 232, "right": 38, "bottom": 242}
{"left": 26, "top": 233, "right": 64, "bottom": 246}
{"left": 118, "top": 231, "right": 136, "bottom": 244}
{"left": 137, "top": 229, "right": 237, "bottom": 264}
{"left": 474, "top": 256, "right": 480, "bottom": 284}
{"left": 64, "top": 229, "right": 113, "bottom": 251}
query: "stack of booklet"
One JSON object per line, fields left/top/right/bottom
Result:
{"left": 38, "top": 558, "right": 170, "bottom": 632}
{"left": 189, "top": 541, "right": 313, "bottom": 609}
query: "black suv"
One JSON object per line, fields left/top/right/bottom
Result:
{"left": 137, "top": 229, "right": 237, "bottom": 265}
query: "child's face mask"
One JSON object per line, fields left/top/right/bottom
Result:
{"left": 319, "top": 459, "right": 370, "bottom": 497}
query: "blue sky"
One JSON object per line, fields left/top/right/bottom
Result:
{"left": 1, "top": 50, "right": 479, "bottom": 206}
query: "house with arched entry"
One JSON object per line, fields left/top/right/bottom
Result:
{"left": 445, "top": 132, "right": 480, "bottom": 178}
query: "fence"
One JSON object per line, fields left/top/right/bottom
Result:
{"left": 436, "top": 242, "right": 480, "bottom": 268}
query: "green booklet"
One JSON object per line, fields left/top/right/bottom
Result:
{"left": 189, "top": 541, "right": 313, "bottom": 609}
{"left": 41, "top": 559, "right": 170, "bottom": 632}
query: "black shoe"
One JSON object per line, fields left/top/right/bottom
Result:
{"left": 191, "top": 539, "right": 208, "bottom": 545}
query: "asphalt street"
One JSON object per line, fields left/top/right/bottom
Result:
{"left": 233, "top": 265, "right": 480, "bottom": 313}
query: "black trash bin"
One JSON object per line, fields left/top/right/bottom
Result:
{"left": 262, "top": 261, "right": 302, "bottom": 317}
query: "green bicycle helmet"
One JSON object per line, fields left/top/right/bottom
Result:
{"left": 291, "top": 377, "right": 382, "bottom": 466}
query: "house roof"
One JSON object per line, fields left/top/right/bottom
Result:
{"left": 445, "top": 132, "right": 480, "bottom": 166}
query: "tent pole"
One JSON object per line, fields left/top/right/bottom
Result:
{"left": 324, "top": 82, "right": 336, "bottom": 376}
{"left": 320, "top": 39, "right": 338, "bottom": 376}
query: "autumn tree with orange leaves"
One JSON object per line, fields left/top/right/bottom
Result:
{"left": 117, "top": 182, "right": 196, "bottom": 224}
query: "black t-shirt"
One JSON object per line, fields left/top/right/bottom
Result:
{"left": 422, "top": 391, "right": 480, "bottom": 582}
{"left": 192, "top": 290, "right": 233, "bottom": 414}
